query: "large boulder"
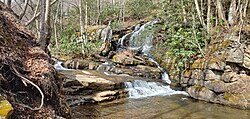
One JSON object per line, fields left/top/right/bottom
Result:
{"left": 180, "top": 27, "right": 250, "bottom": 109}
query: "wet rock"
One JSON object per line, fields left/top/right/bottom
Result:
{"left": 92, "top": 90, "right": 128, "bottom": 102}
{"left": 187, "top": 85, "right": 216, "bottom": 102}
{"left": 63, "top": 60, "right": 101, "bottom": 70}
{"left": 112, "top": 66, "right": 161, "bottom": 79}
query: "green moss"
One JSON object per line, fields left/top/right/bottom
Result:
{"left": 0, "top": 99, "right": 13, "bottom": 118}
{"left": 223, "top": 93, "right": 241, "bottom": 101}
{"left": 183, "top": 70, "right": 192, "bottom": 78}
{"left": 191, "top": 59, "right": 205, "bottom": 69}
{"left": 192, "top": 85, "right": 208, "bottom": 92}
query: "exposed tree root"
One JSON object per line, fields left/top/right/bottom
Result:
{"left": 12, "top": 65, "right": 44, "bottom": 111}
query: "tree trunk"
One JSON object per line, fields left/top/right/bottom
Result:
{"left": 60, "top": 0, "right": 63, "bottom": 31}
{"left": 216, "top": 0, "right": 228, "bottom": 26}
{"left": 228, "top": 0, "right": 237, "bottom": 25}
{"left": 194, "top": 0, "right": 206, "bottom": 28}
{"left": 38, "top": 0, "right": 51, "bottom": 53}
{"left": 207, "top": 0, "right": 211, "bottom": 33}
{"left": 243, "top": 0, "right": 248, "bottom": 18}
{"left": 79, "top": 0, "right": 84, "bottom": 37}
{"left": 19, "top": 0, "right": 29, "bottom": 20}
{"left": 85, "top": 0, "right": 88, "bottom": 43}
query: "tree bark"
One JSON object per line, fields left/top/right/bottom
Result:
{"left": 38, "top": 0, "right": 51, "bottom": 53}
{"left": 216, "top": 0, "right": 228, "bottom": 26}
{"left": 84, "top": 0, "right": 88, "bottom": 43}
{"left": 243, "top": 0, "right": 248, "bottom": 18}
{"left": 194, "top": 0, "right": 206, "bottom": 28}
{"left": 207, "top": 0, "right": 211, "bottom": 33}
{"left": 228, "top": 0, "right": 237, "bottom": 25}
{"left": 79, "top": 0, "right": 84, "bottom": 38}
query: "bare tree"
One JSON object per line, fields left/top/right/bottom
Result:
{"left": 194, "top": 0, "right": 206, "bottom": 28}
{"left": 38, "top": 0, "right": 51, "bottom": 53}
{"left": 18, "top": 0, "right": 29, "bottom": 20}
{"left": 84, "top": 0, "right": 88, "bottom": 43}
{"left": 207, "top": 0, "right": 211, "bottom": 32}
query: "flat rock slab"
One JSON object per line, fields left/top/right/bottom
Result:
{"left": 58, "top": 70, "right": 133, "bottom": 105}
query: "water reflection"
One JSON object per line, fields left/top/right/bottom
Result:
{"left": 72, "top": 95, "right": 250, "bottom": 119}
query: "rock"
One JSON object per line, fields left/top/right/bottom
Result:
{"left": 100, "top": 42, "right": 112, "bottom": 56}
{"left": 204, "top": 80, "right": 227, "bottom": 93}
{"left": 88, "top": 62, "right": 100, "bottom": 70}
{"left": 187, "top": 78, "right": 200, "bottom": 86}
{"left": 243, "top": 45, "right": 250, "bottom": 69}
{"left": 226, "top": 46, "right": 244, "bottom": 64}
{"left": 63, "top": 60, "right": 101, "bottom": 70}
{"left": 92, "top": 90, "right": 128, "bottom": 102}
{"left": 221, "top": 70, "right": 237, "bottom": 83}
{"left": 112, "top": 50, "right": 144, "bottom": 65}
{"left": 0, "top": 99, "right": 13, "bottom": 119}
{"left": 191, "top": 59, "right": 205, "bottom": 69}
{"left": 187, "top": 85, "right": 216, "bottom": 102}
{"left": 207, "top": 59, "right": 226, "bottom": 71}
{"left": 205, "top": 70, "right": 222, "bottom": 80}
{"left": 183, "top": 70, "right": 192, "bottom": 78}
{"left": 191, "top": 69, "right": 203, "bottom": 80}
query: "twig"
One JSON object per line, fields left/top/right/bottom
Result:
{"left": 12, "top": 65, "right": 44, "bottom": 111}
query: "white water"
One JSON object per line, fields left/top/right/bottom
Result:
{"left": 120, "top": 21, "right": 187, "bottom": 98}
{"left": 125, "top": 20, "right": 171, "bottom": 84}
{"left": 125, "top": 80, "right": 188, "bottom": 99}
{"left": 54, "top": 61, "right": 72, "bottom": 70}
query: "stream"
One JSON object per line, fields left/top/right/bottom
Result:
{"left": 55, "top": 21, "right": 250, "bottom": 119}
{"left": 72, "top": 95, "right": 250, "bottom": 119}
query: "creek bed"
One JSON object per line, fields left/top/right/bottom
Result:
{"left": 72, "top": 95, "right": 250, "bottom": 119}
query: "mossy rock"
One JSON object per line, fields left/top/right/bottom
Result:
{"left": 209, "top": 39, "right": 231, "bottom": 53}
{"left": 0, "top": 99, "right": 13, "bottom": 118}
{"left": 183, "top": 70, "right": 192, "bottom": 78}
{"left": 191, "top": 58, "right": 205, "bottom": 69}
{"left": 223, "top": 93, "right": 242, "bottom": 101}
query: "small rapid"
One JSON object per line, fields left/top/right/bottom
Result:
{"left": 54, "top": 61, "right": 72, "bottom": 70}
{"left": 124, "top": 80, "right": 188, "bottom": 98}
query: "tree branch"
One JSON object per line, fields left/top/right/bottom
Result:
{"left": 25, "top": 0, "right": 58, "bottom": 26}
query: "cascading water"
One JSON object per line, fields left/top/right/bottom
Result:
{"left": 121, "top": 21, "right": 187, "bottom": 98}
{"left": 54, "top": 61, "right": 72, "bottom": 70}
{"left": 124, "top": 80, "right": 187, "bottom": 98}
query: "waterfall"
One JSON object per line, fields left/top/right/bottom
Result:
{"left": 124, "top": 80, "right": 188, "bottom": 99}
{"left": 120, "top": 21, "right": 187, "bottom": 98}
{"left": 123, "top": 20, "right": 171, "bottom": 84}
